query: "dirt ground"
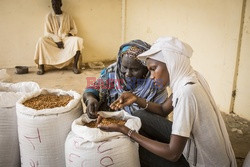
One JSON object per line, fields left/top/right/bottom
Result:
{"left": 222, "top": 112, "right": 250, "bottom": 167}
{"left": 3, "top": 65, "right": 250, "bottom": 167}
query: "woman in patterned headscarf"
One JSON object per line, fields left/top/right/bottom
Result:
{"left": 83, "top": 39, "right": 168, "bottom": 118}
{"left": 99, "top": 37, "right": 236, "bottom": 167}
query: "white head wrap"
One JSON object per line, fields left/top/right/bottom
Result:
{"left": 138, "top": 37, "right": 196, "bottom": 105}
{"left": 138, "top": 36, "right": 237, "bottom": 167}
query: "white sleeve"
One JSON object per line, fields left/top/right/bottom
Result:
{"left": 68, "top": 15, "right": 77, "bottom": 35}
{"left": 44, "top": 13, "right": 61, "bottom": 42}
{"left": 171, "top": 91, "right": 196, "bottom": 138}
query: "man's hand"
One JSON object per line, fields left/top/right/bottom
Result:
{"left": 110, "top": 92, "right": 137, "bottom": 110}
{"left": 55, "top": 41, "right": 64, "bottom": 49}
{"left": 86, "top": 98, "right": 100, "bottom": 119}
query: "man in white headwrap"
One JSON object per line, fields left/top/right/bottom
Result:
{"left": 98, "top": 37, "right": 237, "bottom": 167}
{"left": 34, "top": 0, "right": 83, "bottom": 75}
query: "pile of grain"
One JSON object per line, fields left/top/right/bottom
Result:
{"left": 85, "top": 118, "right": 126, "bottom": 128}
{"left": 23, "top": 94, "right": 73, "bottom": 110}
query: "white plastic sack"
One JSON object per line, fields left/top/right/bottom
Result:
{"left": 0, "top": 69, "right": 10, "bottom": 82}
{"left": 65, "top": 110, "right": 141, "bottom": 167}
{"left": 0, "top": 81, "right": 40, "bottom": 167}
{"left": 0, "top": 82, "right": 41, "bottom": 107}
{"left": 16, "top": 89, "right": 83, "bottom": 167}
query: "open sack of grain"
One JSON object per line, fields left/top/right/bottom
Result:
{"left": 16, "top": 88, "right": 83, "bottom": 167}
{"left": 65, "top": 110, "right": 141, "bottom": 167}
{"left": 0, "top": 81, "right": 40, "bottom": 167}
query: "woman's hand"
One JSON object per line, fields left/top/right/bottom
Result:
{"left": 110, "top": 92, "right": 137, "bottom": 110}
{"left": 98, "top": 119, "right": 129, "bottom": 134}
{"left": 96, "top": 115, "right": 125, "bottom": 133}
{"left": 86, "top": 98, "right": 100, "bottom": 119}
{"left": 98, "top": 123, "right": 123, "bottom": 133}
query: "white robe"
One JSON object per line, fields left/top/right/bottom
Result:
{"left": 34, "top": 11, "right": 83, "bottom": 69}
{"left": 138, "top": 37, "right": 237, "bottom": 167}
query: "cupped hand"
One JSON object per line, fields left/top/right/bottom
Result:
{"left": 110, "top": 92, "right": 137, "bottom": 110}
{"left": 86, "top": 98, "right": 100, "bottom": 119}
{"left": 96, "top": 115, "right": 103, "bottom": 124}
{"left": 98, "top": 123, "right": 126, "bottom": 133}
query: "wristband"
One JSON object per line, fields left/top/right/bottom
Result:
{"left": 127, "top": 129, "right": 135, "bottom": 137}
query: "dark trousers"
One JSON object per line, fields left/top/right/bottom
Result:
{"left": 131, "top": 109, "right": 189, "bottom": 167}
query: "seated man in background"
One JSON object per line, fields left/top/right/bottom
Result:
{"left": 34, "top": 0, "right": 83, "bottom": 75}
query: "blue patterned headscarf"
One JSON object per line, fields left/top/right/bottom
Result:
{"left": 85, "top": 39, "right": 168, "bottom": 113}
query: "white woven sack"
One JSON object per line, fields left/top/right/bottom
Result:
{"left": 16, "top": 88, "right": 83, "bottom": 167}
{"left": 65, "top": 110, "right": 141, "bottom": 167}
{"left": 0, "top": 81, "right": 40, "bottom": 167}
{"left": 0, "top": 81, "right": 39, "bottom": 93}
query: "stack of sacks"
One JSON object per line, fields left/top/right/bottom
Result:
{"left": 16, "top": 88, "right": 83, "bottom": 167}
{"left": 65, "top": 110, "right": 141, "bottom": 167}
{"left": 0, "top": 82, "right": 40, "bottom": 167}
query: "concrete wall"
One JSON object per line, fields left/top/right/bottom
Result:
{"left": 0, "top": 0, "right": 122, "bottom": 68}
{"left": 124, "top": 0, "right": 243, "bottom": 114}
{"left": 234, "top": 0, "right": 250, "bottom": 120}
